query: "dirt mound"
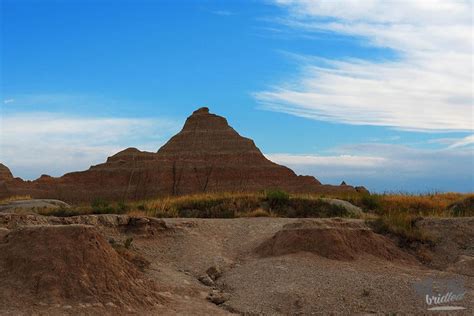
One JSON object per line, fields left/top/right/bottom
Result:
{"left": 0, "top": 225, "right": 165, "bottom": 310}
{"left": 255, "top": 219, "right": 416, "bottom": 262}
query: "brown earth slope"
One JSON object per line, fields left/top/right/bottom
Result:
{"left": 0, "top": 214, "right": 472, "bottom": 315}
{"left": 0, "top": 107, "right": 366, "bottom": 202}
{"left": 0, "top": 225, "right": 167, "bottom": 314}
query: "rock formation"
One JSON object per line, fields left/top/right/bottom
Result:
{"left": 0, "top": 107, "right": 367, "bottom": 202}
{"left": 0, "top": 164, "right": 13, "bottom": 182}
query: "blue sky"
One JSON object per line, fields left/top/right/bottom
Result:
{"left": 1, "top": 0, "right": 473, "bottom": 193}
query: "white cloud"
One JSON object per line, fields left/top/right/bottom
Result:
{"left": 256, "top": 0, "right": 473, "bottom": 132}
{"left": 0, "top": 112, "right": 179, "bottom": 179}
{"left": 266, "top": 143, "right": 474, "bottom": 192}
{"left": 3, "top": 99, "right": 14, "bottom": 104}
{"left": 265, "top": 153, "right": 385, "bottom": 168}
{"left": 448, "top": 134, "right": 474, "bottom": 149}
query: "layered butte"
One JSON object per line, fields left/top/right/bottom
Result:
{"left": 0, "top": 107, "right": 367, "bottom": 202}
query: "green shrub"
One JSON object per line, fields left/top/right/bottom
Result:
{"left": 360, "top": 194, "right": 381, "bottom": 211}
{"left": 117, "top": 202, "right": 130, "bottom": 213}
{"left": 91, "top": 198, "right": 115, "bottom": 214}
{"left": 265, "top": 189, "right": 290, "bottom": 210}
{"left": 171, "top": 195, "right": 260, "bottom": 218}
{"left": 280, "top": 198, "right": 350, "bottom": 218}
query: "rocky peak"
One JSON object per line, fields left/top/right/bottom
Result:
{"left": 192, "top": 107, "right": 210, "bottom": 114}
{"left": 0, "top": 163, "right": 13, "bottom": 181}
{"left": 106, "top": 147, "right": 156, "bottom": 163}
{"left": 158, "top": 107, "right": 260, "bottom": 155}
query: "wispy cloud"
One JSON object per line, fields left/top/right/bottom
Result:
{"left": 210, "top": 10, "right": 234, "bottom": 16}
{"left": 266, "top": 143, "right": 474, "bottom": 192}
{"left": 265, "top": 153, "right": 385, "bottom": 168}
{"left": 255, "top": 0, "right": 473, "bottom": 132}
{"left": 3, "top": 99, "right": 14, "bottom": 104}
{"left": 0, "top": 112, "right": 180, "bottom": 179}
{"left": 447, "top": 135, "right": 474, "bottom": 149}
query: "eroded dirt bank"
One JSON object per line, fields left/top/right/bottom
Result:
{"left": 0, "top": 214, "right": 472, "bottom": 315}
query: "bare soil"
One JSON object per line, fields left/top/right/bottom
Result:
{"left": 0, "top": 214, "right": 472, "bottom": 315}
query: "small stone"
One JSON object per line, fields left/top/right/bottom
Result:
{"left": 198, "top": 274, "right": 215, "bottom": 286}
{"left": 206, "top": 266, "right": 222, "bottom": 281}
{"left": 105, "top": 302, "right": 117, "bottom": 308}
{"left": 207, "top": 292, "right": 230, "bottom": 305}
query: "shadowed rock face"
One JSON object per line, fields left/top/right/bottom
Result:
{"left": 0, "top": 107, "right": 365, "bottom": 202}
{"left": 0, "top": 164, "right": 13, "bottom": 182}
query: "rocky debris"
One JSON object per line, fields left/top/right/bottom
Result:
{"left": 120, "top": 216, "right": 172, "bottom": 237}
{"left": 198, "top": 274, "right": 215, "bottom": 287}
{"left": 0, "top": 199, "right": 70, "bottom": 213}
{"left": 255, "top": 219, "right": 416, "bottom": 262}
{"left": 198, "top": 265, "right": 224, "bottom": 287}
{"left": 0, "top": 108, "right": 365, "bottom": 202}
{"left": 0, "top": 225, "right": 166, "bottom": 309}
{"left": 206, "top": 265, "right": 223, "bottom": 281}
{"left": 207, "top": 291, "right": 230, "bottom": 305}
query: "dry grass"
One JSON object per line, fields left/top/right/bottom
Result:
{"left": 367, "top": 211, "right": 433, "bottom": 245}
{"left": 15, "top": 191, "right": 472, "bottom": 222}
{"left": 315, "top": 192, "right": 473, "bottom": 217}
{"left": 0, "top": 195, "right": 32, "bottom": 205}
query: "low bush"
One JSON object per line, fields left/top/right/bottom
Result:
{"left": 284, "top": 198, "right": 350, "bottom": 218}
{"left": 90, "top": 198, "right": 128, "bottom": 215}
{"left": 360, "top": 194, "right": 381, "bottom": 211}
{"left": 265, "top": 189, "right": 290, "bottom": 210}
{"left": 91, "top": 198, "right": 115, "bottom": 214}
